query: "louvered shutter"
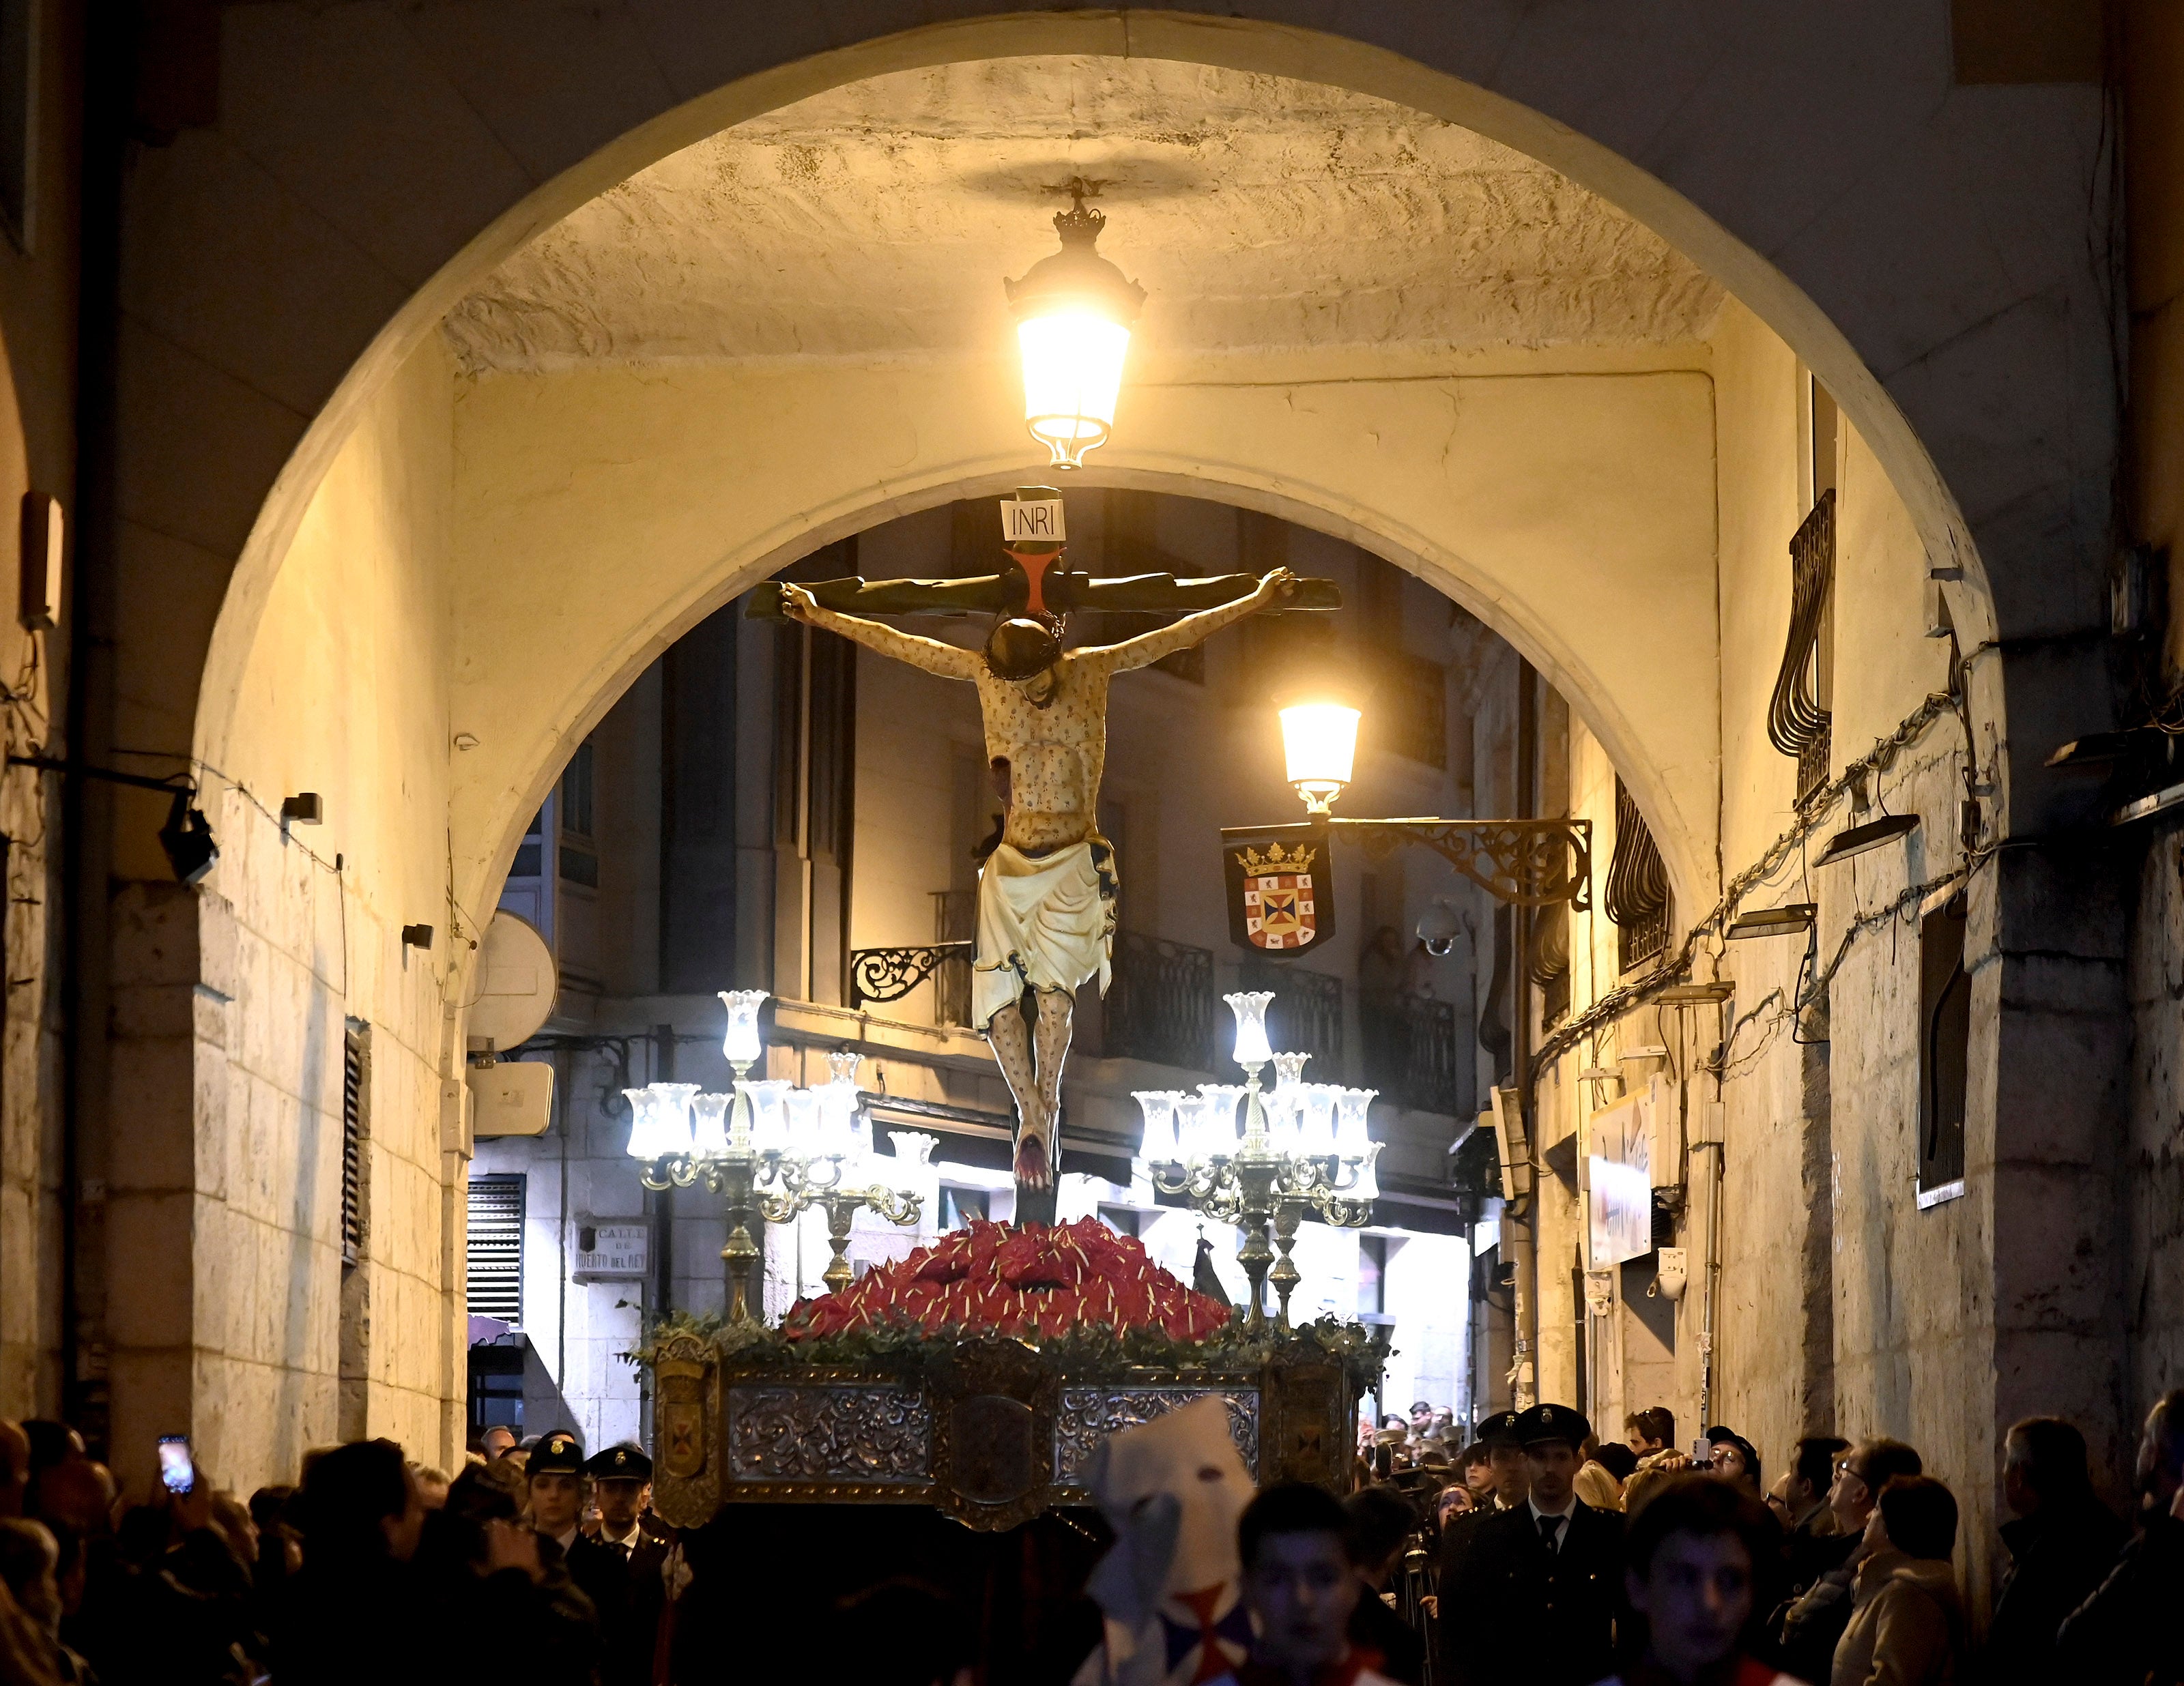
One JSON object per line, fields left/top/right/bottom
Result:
{"left": 467, "top": 1175, "right": 526, "bottom": 1323}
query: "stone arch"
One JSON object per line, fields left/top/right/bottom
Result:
{"left": 466, "top": 453, "right": 1716, "bottom": 935}
{"left": 197, "top": 7, "right": 2013, "bottom": 824}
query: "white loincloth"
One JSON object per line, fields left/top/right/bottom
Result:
{"left": 973, "top": 838, "right": 1118, "bottom": 1029}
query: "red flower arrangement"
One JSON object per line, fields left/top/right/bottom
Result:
{"left": 782, "top": 1217, "right": 1233, "bottom": 1343}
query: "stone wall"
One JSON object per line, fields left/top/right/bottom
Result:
{"left": 119, "top": 340, "right": 470, "bottom": 1494}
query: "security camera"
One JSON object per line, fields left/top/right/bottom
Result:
{"left": 1416, "top": 897, "right": 1465, "bottom": 957}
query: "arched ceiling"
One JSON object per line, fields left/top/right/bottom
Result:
{"left": 442, "top": 57, "right": 1724, "bottom": 373}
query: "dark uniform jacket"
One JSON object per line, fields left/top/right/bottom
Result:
{"left": 1437, "top": 1498, "right": 1622, "bottom": 1686}
{"left": 592, "top": 1524, "right": 676, "bottom": 1686}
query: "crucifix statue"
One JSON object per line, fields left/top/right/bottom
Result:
{"left": 764, "top": 489, "right": 1332, "bottom": 1220}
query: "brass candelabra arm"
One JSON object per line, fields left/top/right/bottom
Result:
{"left": 1311, "top": 1190, "right": 1375, "bottom": 1228}
{"left": 850, "top": 1184, "right": 924, "bottom": 1227}
{"left": 638, "top": 1161, "right": 677, "bottom": 1193}
{"left": 755, "top": 1187, "right": 808, "bottom": 1225}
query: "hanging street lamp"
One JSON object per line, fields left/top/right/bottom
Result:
{"left": 1279, "top": 702, "right": 1364, "bottom": 815}
{"left": 1005, "top": 178, "right": 1146, "bottom": 470}
{"left": 625, "top": 991, "right": 923, "bottom": 1322}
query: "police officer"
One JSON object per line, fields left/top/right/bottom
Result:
{"left": 585, "top": 1442, "right": 674, "bottom": 1686}
{"left": 529, "top": 1429, "right": 631, "bottom": 1648}
{"left": 1437, "top": 1404, "right": 1622, "bottom": 1686}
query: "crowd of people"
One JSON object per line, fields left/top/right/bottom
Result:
{"left": 0, "top": 1417, "right": 678, "bottom": 1685}
{"left": 1329, "top": 1389, "right": 2184, "bottom": 1686}
{"left": 1, "top": 1386, "right": 2182, "bottom": 1685}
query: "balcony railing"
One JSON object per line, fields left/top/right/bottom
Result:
{"left": 1359, "top": 994, "right": 1461, "bottom": 1116}
{"left": 1239, "top": 961, "right": 1345, "bottom": 1077}
{"left": 1103, "top": 931, "right": 1216, "bottom": 1072}
{"left": 931, "top": 890, "right": 975, "bottom": 1027}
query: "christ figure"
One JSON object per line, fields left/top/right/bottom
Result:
{"left": 781, "top": 562, "right": 1298, "bottom": 1203}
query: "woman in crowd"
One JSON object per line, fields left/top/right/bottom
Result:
{"left": 1832, "top": 1475, "right": 1964, "bottom": 1686}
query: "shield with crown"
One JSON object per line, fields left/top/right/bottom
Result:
{"left": 1222, "top": 824, "right": 1336, "bottom": 955}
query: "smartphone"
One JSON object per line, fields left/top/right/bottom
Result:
{"left": 1688, "top": 1438, "right": 1714, "bottom": 1469}
{"left": 158, "top": 1434, "right": 197, "bottom": 1496}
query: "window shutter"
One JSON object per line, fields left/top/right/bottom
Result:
{"left": 341, "top": 1026, "right": 369, "bottom": 1265}
{"left": 467, "top": 1175, "right": 526, "bottom": 1323}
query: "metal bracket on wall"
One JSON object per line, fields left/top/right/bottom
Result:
{"left": 847, "top": 941, "right": 975, "bottom": 1008}
{"left": 1329, "top": 816, "right": 1593, "bottom": 910}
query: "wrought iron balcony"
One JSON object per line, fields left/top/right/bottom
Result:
{"left": 1359, "top": 994, "right": 1461, "bottom": 1116}
{"left": 1103, "top": 930, "right": 1216, "bottom": 1071}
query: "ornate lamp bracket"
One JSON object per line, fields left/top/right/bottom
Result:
{"left": 1330, "top": 817, "right": 1592, "bottom": 910}
{"left": 848, "top": 942, "right": 975, "bottom": 1008}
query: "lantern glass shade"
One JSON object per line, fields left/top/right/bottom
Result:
{"left": 1266, "top": 1089, "right": 1302, "bottom": 1154}
{"left": 784, "top": 1087, "right": 824, "bottom": 1152}
{"left": 690, "top": 1091, "right": 732, "bottom": 1158}
{"left": 1133, "top": 1090, "right": 1183, "bottom": 1164}
{"left": 1018, "top": 313, "right": 1130, "bottom": 470}
{"left": 648, "top": 1083, "right": 700, "bottom": 1159}
{"left": 719, "top": 990, "right": 768, "bottom": 1066}
{"left": 1352, "top": 1141, "right": 1383, "bottom": 1203}
{"left": 744, "top": 1079, "right": 794, "bottom": 1152}
{"left": 1197, "top": 1084, "right": 1246, "bottom": 1155}
{"left": 1334, "top": 1087, "right": 1377, "bottom": 1157}
{"left": 816, "top": 1081, "right": 859, "bottom": 1160}
{"left": 1271, "top": 1051, "right": 1310, "bottom": 1092}
{"left": 622, "top": 1088, "right": 667, "bottom": 1159}
{"left": 1299, "top": 1084, "right": 1338, "bottom": 1155}
{"left": 1224, "top": 991, "right": 1276, "bottom": 1068}
{"left": 1280, "top": 704, "right": 1361, "bottom": 813}
{"left": 1174, "top": 1095, "right": 1211, "bottom": 1163}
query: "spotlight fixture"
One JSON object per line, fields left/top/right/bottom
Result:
{"left": 158, "top": 788, "right": 218, "bottom": 885}
{"left": 1656, "top": 980, "right": 1734, "bottom": 1004}
{"left": 1725, "top": 902, "right": 1817, "bottom": 940}
{"left": 281, "top": 792, "right": 324, "bottom": 824}
{"left": 1813, "top": 813, "right": 1920, "bottom": 867}
{"left": 401, "top": 924, "right": 435, "bottom": 950}
{"left": 1005, "top": 179, "right": 1145, "bottom": 470}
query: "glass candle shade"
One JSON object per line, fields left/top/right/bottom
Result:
{"left": 1271, "top": 1051, "right": 1310, "bottom": 1093}
{"left": 1265, "top": 1089, "right": 1302, "bottom": 1154}
{"left": 1299, "top": 1084, "right": 1338, "bottom": 1156}
{"left": 648, "top": 1083, "right": 700, "bottom": 1159}
{"left": 743, "top": 1079, "right": 794, "bottom": 1153}
{"left": 1224, "top": 992, "right": 1275, "bottom": 1068}
{"left": 1175, "top": 1095, "right": 1211, "bottom": 1164}
{"left": 622, "top": 1088, "right": 667, "bottom": 1159}
{"left": 1334, "top": 1088, "right": 1377, "bottom": 1157}
{"left": 689, "top": 1091, "right": 732, "bottom": 1158}
{"left": 1133, "top": 1090, "right": 1184, "bottom": 1164}
{"left": 816, "top": 1081, "right": 859, "bottom": 1160}
{"left": 784, "top": 1087, "right": 824, "bottom": 1152}
{"left": 1197, "top": 1084, "right": 1246, "bottom": 1155}
{"left": 1351, "top": 1142, "right": 1383, "bottom": 1203}
{"left": 718, "top": 990, "right": 768, "bottom": 1066}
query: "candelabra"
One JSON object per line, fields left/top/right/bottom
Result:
{"left": 1135, "top": 991, "right": 1383, "bottom": 1331}
{"left": 624, "top": 993, "right": 923, "bottom": 1322}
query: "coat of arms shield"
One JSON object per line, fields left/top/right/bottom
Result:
{"left": 1222, "top": 824, "right": 1336, "bottom": 955}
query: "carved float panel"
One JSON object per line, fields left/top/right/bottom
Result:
{"left": 1053, "top": 1386, "right": 1261, "bottom": 1485}
{"left": 726, "top": 1384, "right": 934, "bottom": 1484}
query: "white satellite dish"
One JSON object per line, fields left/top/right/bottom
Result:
{"left": 470, "top": 911, "right": 558, "bottom": 1052}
